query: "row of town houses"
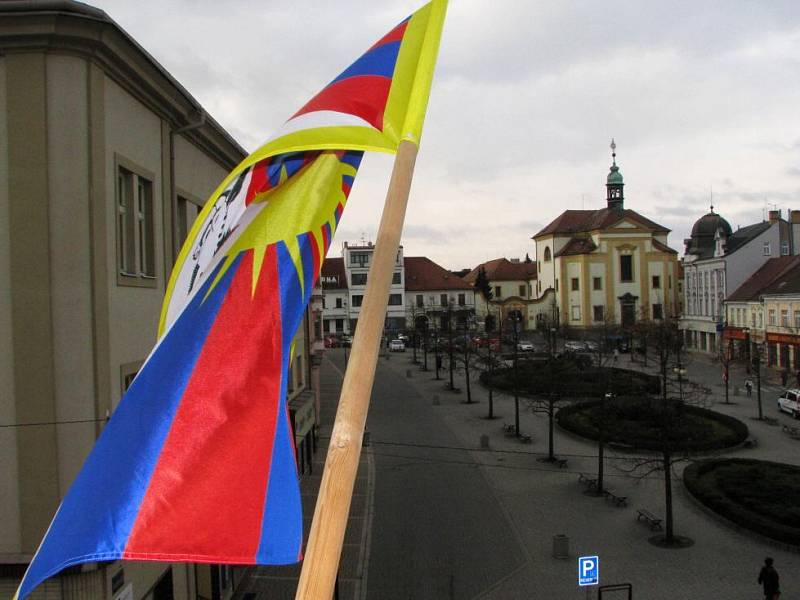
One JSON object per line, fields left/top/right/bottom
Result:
{"left": 321, "top": 150, "right": 800, "bottom": 373}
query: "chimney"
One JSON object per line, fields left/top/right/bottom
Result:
{"left": 769, "top": 209, "right": 781, "bottom": 223}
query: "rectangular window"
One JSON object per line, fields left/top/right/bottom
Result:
{"left": 392, "top": 272, "right": 402, "bottom": 285}
{"left": 593, "top": 277, "right": 602, "bottom": 291}
{"left": 458, "top": 293, "right": 466, "bottom": 306}
{"left": 593, "top": 305, "right": 604, "bottom": 322}
{"left": 782, "top": 241, "right": 790, "bottom": 256}
{"left": 416, "top": 294, "right": 424, "bottom": 308}
{"left": 752, "top": 312, "right": 756, "bottom": 327}
{"left": 758, "top": 312, "right": 763, "bottom": 327}
{"left": 571, "top": 305, "right": 581, "bottom": 321}
{"left": 519, "top": 284, "right": 526, "bottom": 297}
{"left": 350, "top": 251, "right": 370, "bottom": 267}
{"left": 440, "top": 293, "right": 448, "bottom": 307}
{"left": 388, "top": 294, "right": 403, "bottom": 306}
{"left": 795, "top": 310, "right": 800, "bottom": 328}
{"left": 351, "top": 273, "right": 367, "bottom": 286}
{"left": 668, "top": 275, "right": 672, "bottom": 289}
{"left": 351, "top": 295, "right": 363, "bottom": 308}
{"left": 769, "top": 309, "right": 776, "bottom": 325}
{"left": 494, "top": 286, "right": 502, "bottom": 298}
{"left": 335, "top": 297, "right": 342, "bottom": 309}
{"left": 781, "top": 309, "right": 789, "bottom": 327}
{"left": 117, "top": 162, "right": 155, "bottom": 285}
{"left": 652, "top": 303, "right": 663, "bottom": 320}
{"left": 620, "top": 255, "right": 633, "bottom": 282}
{"left": 652, "top": 275, "right": 660, "bottom": 289}
{"left": 571, "top": 278, "right": 579, "bottom": 291}
{"left": 763, "top": 242, "right": 771, "bottom": 256}
{"left": 335, "top": 318, "right": 344, "bottom": 332}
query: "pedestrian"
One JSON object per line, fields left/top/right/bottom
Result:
{"left": 613, "top": 348, "right": 619, "bottom": 364}
{"left": 781, "top": 369, "right": 789, "bottom": 387}
{"left": 758, "top": 557, "right": 780, "bottom": 599}
{"left": 745, "top": 378, "right": 753, "bottom": 397}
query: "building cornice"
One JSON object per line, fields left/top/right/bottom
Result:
{"left": 0, "top": 4, "right": 247, "bottom": 170}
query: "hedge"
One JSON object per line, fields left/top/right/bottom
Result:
{"left": 556, "top": 398, "right": 748, "bottom": 452}
{"left": 684, "top": 459, "right": 800, "bottom": 546}
{"left": 481, "top": 360, "right": 659, "bottom": 399}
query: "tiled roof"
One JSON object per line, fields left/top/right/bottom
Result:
{"left": 320, "top": 257, "right": 347, "bottom": 290}
{"left": 555, "top": 238, "right": 597, "bottom": 257}
{"left": 463, "top": 258, "right": 537, "bottom": 283}
{"left": 533, "top": 207, "right": 669, "bottom": 238}
{"left": 404, "top": 256, "right": 473, "bottom": 291}
{"left": 727, "top": 256, "right": 800, "bottom": 301}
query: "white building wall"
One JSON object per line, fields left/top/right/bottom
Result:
{"left": 726, "top": 225, "right": 781, "bottom": 293}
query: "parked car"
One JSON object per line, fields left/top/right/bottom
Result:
{"left": 324, "top": 335, "right": 339, "bottom": 348}
{"left": 473, "top": 335, "right": 500, "bottom": 350}
{"left": 517, "top": 341, "right": 535, "bottom": 352}
{"left": 340, "top": 334, "right": 353, "bottom": 348}
{"left": 564, "top": 340, "right": 586, "bottom": 352}
{"left": 389, "top": 339, "right": 406, "bottom": 352}
{"left": 584, "top": 340, "right": 599, "bottom": 352}
{"left": 397, "top": 333, "right": 409, "bottom": 342}
{"left": 778, "top": 389, "right": 800, "bottom": 418}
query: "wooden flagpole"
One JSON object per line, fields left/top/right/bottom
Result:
{"left": 295, "top": 139, "right": 418, "bottom": 599}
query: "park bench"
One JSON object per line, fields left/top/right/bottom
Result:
{"left": 603, "top": 489, "right": 628, "bottom": 507}
{"left": 519, "top": 433, "right": 533, "bottom": 444}
{"left": 578, "top": 473, "right": 597, "bottom": 489}
{"left": 636, "top": 508, "right": 663, "bottom": 531}
{"left": 782, "top": 425, "right": 800, "bottom": 440}
{"left": 743, "top": 436, "right": 758, "bottom": 448}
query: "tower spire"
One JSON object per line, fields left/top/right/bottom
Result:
{"left": 606, "top": 139, "right": 624, "bottom": 210}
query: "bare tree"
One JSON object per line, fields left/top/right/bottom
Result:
{"left": 619, "top": 318, "right": 711, "bottom": 545}
{"left": 718, "top": 337, "right": 734, "bottom": 405}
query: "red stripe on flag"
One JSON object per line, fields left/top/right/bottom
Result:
{"left": 246, "top": 162, "right": 269, "bottom": 206}
{"left": 292, "top": 75, "right": 391, "bottom": 131}
{"left": 124, "top": 248, "right": 283, "bottom": 562}
{"left": 308, "top": 232, "right": 321, "bottom": 287}
{"left": 370, "top": 21, "right": 408, "bottom": 50}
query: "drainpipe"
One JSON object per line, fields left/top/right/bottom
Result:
{"left": 169, "top": 111, "right": 207, "bottom": 263}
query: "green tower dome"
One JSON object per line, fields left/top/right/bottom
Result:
{"left": 607, "top": 164, "right": 623, "bottom": 185}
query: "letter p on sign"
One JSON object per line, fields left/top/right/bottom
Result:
{"left": 578, "top": 555, "right": 599, "bottom": 586}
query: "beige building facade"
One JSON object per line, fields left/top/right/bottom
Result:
{"left": 0, "top": 3, "right": 317, "bottom": 599}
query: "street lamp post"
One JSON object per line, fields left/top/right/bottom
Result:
{"left": 343, "top": 299, "right": 349, "bottom": 367}
{"left": 512, "top": 312, "right": 521, "bottom": 437}
{"left": 752, "top": 341, "right": 764, "bottom": 420}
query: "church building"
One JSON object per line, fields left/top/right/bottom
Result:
{"left": 532, "top": 142, "right": 680, "bottom": 329}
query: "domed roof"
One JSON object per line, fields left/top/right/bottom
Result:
{"left": 690, "top": 208, "right": 732, "bottom": 239}
{"left": 607, "top": 164, "right": 623, "bottom": 185}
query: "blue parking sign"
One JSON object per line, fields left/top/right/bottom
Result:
{"left": 578, "top": 555, "right": 599, "bottom": 586}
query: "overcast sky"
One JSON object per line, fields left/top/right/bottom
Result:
{"left": 93, "top": 0, "right": 800, "bottom": 270}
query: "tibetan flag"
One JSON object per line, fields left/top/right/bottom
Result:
{"left": 16, "top": 1, "right": 446, "bottom": 599}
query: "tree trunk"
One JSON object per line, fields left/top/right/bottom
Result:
{"left": 487, "top": 343, "right": 494, "bottom": 418}
{"left": 464, "top": 359, "right": 472, "bottom": 403}
{"left": 548, "top": 396, "right": 555, "bottom": 461}
{"left": 663, "top": 448, "right": 674, "bottom": 544}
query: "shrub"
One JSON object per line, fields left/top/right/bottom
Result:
{"left": 556, "top": 399, "right": 748, "bottom": 451}
{"left": 684, "top": 459, "right": 800, "bottom": 546}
